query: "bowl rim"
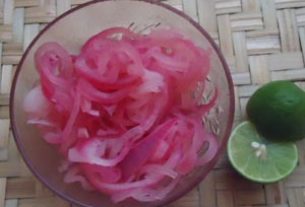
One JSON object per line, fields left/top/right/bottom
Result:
{"left": 10, "top": 0, "right": 235, "bottom": 206}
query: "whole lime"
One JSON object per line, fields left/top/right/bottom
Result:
{"left": 246, "top": 80, "right": 305, "bottom": 142}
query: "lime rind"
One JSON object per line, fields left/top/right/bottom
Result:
{"left": 228, "top": 121, "right": 298, "bottom": 183}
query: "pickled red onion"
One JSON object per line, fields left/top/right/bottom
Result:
{"left": 23, "top": 27, "right": 218, "bottom": 203}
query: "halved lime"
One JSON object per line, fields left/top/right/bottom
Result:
{"left": 228, "top": 121, "right": 298, "bottom": 183}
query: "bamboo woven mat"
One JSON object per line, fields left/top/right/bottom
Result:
{"left": 1, "top": 0, "right": 305, "bottom": 207}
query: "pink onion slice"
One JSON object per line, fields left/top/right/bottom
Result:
{"left": 68, "top": 138, "right": 130, "bottom": 167}
{"left": 23, "top": 85, "right": 52, "bottom": 119}
{"left": 120, "top": 119, "right": 177, "bottom": 179}
{"left": 64, "top": 166, "right": 94, "bottom": 191}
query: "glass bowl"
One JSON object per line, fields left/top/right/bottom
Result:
{"left": 10, "top": 0, "right": 235, "bottom": 206}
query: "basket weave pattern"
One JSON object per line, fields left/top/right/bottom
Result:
{"left": 1, "top": 0, "right": 305, "bottom": 206}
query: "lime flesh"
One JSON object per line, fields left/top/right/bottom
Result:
{"left": 228, "top": 121, "right": 298, "bottom": 183}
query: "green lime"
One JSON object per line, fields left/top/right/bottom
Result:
{"left": 228, "top": 122, "right": 298, "bottom": 183}
{"left": 246, "top": 80, "right": 305, "bottom": 142}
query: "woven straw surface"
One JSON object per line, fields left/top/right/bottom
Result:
{"left": 1, "top": 0, "right": 305, "bottom": 206}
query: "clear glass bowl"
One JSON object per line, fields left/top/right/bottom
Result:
{"left": 10, "top": 0, "right": 234, "bottom": 206}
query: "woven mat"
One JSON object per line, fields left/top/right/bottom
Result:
{"left": 1, "top": 0, "right": 305, "bottom": 206}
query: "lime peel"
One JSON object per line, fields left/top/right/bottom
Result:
{"left": 246, "top": 80, "right": 305, "bottom": 142}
